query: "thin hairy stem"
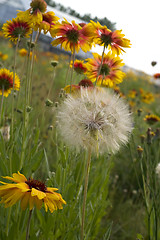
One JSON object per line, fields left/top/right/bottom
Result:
{"left": 26, "top": 210, "right": 33, "bottom": 240}
{"left": 81, "top": 147, "right": 92, "bottom": 240}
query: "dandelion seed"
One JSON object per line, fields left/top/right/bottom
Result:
{"left": 0, "top": 125, "right": 10, "bottom": 141}
{"left": 57, "top": 87, "right": 133, "bottom": 155}
{"left": 156, "top": 163, "right": 160, "bottom": 177}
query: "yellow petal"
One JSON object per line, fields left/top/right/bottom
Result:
{"left": 31, "top": 188, "right": 46, "bottom": 199}
{"left": 21, "top": 192, "right": 30, "bottom": 210}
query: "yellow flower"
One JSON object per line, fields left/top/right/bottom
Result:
{"left": 127, "top": 89, "right": 137, "bottom": 99}
{"left": 0, "top": 68, "right": 20, "bottom": 97}
{"left": 17, "top": 0, "right": 47, "bottom": 29}
{"left": 34, "top": 11, "right": 59, "bottom": 34}
{"left": 0, "top": 52, "right": 8, "bottom": 61}
{"left": 85, "top": 21, "right": 131, "bottom": 55}
{"left": 144, "top": 114, "right": 160, "bottom": 125}
{"left": 140, "top": 89, "right": 155, "bottom": 104}
{"left": 51, "top": 19, "right": 92, "bottom": 53}
{"left": 2, "top": 17, "right": 32, "bottom": 42}
{"left": 85, "top": 52, "right": 125, "bottom": 87}
{"left": 0, "top": 172, "right": 66, "bottom": 212}
{"left": 19, "top": 48, "right": 28, "bottom": 57}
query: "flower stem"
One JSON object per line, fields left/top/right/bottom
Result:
{"left": 47, "top": 68, "right": 55, "bottom": 99}
{"left": 94, "top": 44, "right": 106, "bottom": 86}
{"left": 0, "top": 85, "right": 4, "bottom": 126}
{"left": 64, "top": 55, "right": 72, "bottom": 87}
{"left": 70, "top": 45, "right": 75, "bottom": 93}
{"left": 26, "top": 209, "right": 33, "bottom": 240}
{"left": 20, "top": 33, "right": 32, "bottom": 169}
{"left": 11, "top": 35, "right": 20, "bottom": 137}
{"left": 81, "top": 147, "right": 92, "bottom": 240}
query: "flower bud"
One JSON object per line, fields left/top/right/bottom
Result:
{"left": 27, "top": 41, "right": 35, "bottom": 49}
{"left": 137, "top": 145, "right": 143, "bottom": 157}
{"left": 26, "top": 106, "right": 33, "bottom": 112}
{"left": 50, "top": 60, "right": 58, "bottom": 67}
{"left": 45, "top": 99, "right": 53, "bottom": 107}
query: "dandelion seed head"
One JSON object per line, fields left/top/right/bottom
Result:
{"left": 57, "top": 88, "right": 133, "bottom": 155}
{"left": 156, "top": 163, "right": 160, "bottom": 177}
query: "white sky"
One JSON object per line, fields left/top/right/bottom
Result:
{"left": 52, "top": 0, "right": 160, "bottom": 76}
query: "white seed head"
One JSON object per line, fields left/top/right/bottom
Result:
{"left": 57, "top": 88, "right": 133, "bottom": 155}
{"left": 156, "top": 163, "right": 160, "bottom": 177}
{"left": 0, "top": 125, "right": 10, "bottom": 141}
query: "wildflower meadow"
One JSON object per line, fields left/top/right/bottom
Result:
{"left": 0, "top": 0, "right": 160, "bottom": 239}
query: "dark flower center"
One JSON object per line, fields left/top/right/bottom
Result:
{"left": 100, "top": 33, "right": 112, "bottom": 46}
{"left": 66, "top": 29, "right": 79, "bottom": 43}
{"left": 0, "top": 76, "right": 13, "bottom": 90}
{"left": 79, "top": 79, "right": 94, "bottom": 87}
{"left": 25, "top": 178, "right": 47, "bottom": 192}
{"left": 100, "top": 64, "right": 110, "bottom": 76}
{"left": 10, "top": 22, "right": 30, "bottom": 38}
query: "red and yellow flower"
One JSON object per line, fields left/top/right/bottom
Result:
{"left": 153, "top": 73, "right": 160, "bottom": 79}
{"left": 2, "top": 17, "right": 32, "bottom": 42}
{"left": 85, "top": 52, "right": 125, "bottom": 87}
{"left": 34, "top": 11, "right": 59, "bottom": 34}
{"left": 0, "top": 172, "right": 66, "bottom": 212}
{"left": 50, "top": 19, "right": 92, "bottom": 53}
{"left": 70, "top": 60, "right": 87, "bottom": 74}
{"left": 0, "top": 68, "right": 20, "bottom": 97}
{"left": 85, "top": 21, "right": 131, "bottom": 55}
{"left": 17, "top": 0, "right": 47, "bottom": 27}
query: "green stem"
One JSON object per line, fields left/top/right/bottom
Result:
{"left": 11, "top": 35, "right": 20, "bottom": 137}
{"left": 81, "top": 147, "right": 92, "bottom": 240}
{"left": 6, "top": 207, "right": 12, "bottom": 236}
{"left": 26, "top": 209, "right": 33, "bottom": 240}
{"left": 20, "top": 33, "right": 33, "bottom": 169}
{"left": 47, "top": 69, "right": 55, "bottom": 99}
{"left": 94, "top": 44, "right": 106, "bottom": 86}
{"left": 70, "top": 45, "right": 75, "bottom": 93}
{"left": 0, "top": 85, "right": 4, "bottom": 126}
{"left": 28, "top": 31, "right": 40, "bottom": 105}
{"left": 64, "top": 55, "right": 72, "bottom": 87}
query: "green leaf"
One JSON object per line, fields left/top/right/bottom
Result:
{"left": 136, "top": 233, "right": 144, "bottom": 240}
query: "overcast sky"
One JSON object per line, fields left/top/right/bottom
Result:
{"left": 51, "top": 0, "right": 160, "bottom": 76}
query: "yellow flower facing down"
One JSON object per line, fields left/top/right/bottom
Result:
{"left": 0, "top": 172, "right": 66, "bottom": 212}
{"left": 144, "top": 114, "right": 160, "bottom": 125}
{"left": 17, "top": 0, "right": 47, "bottom": 27}
{"left": 50, "top": 19, "right": 92, "bottom": 53}
{"left": 70, "top": 59, "right": 87, "bottom": 74}
{"left": 0, "top": 68, "right": 20, "bottom": 97}
{"left": 2, "top": 17, "right": 32, "bottom": 42}
{"left": 34, "top": 11, "right": 59, "bottom": 34}
{"left": 85, "top": 21, "right": 131, "bottom": 55}
{"left": 85, "top": 52, "right": 125, "bottom": 87}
